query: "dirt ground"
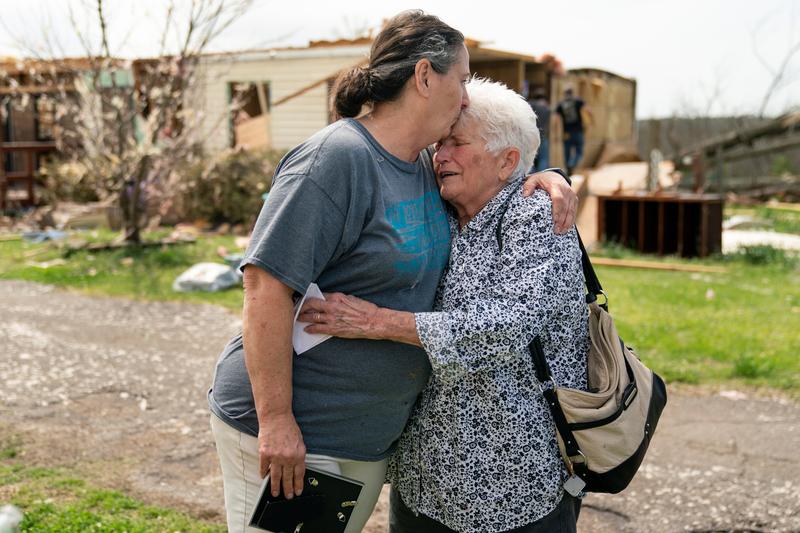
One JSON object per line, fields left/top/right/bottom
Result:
{"left": 1, "top": 279, "right": 799, "bottom": 532}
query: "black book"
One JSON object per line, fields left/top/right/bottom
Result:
{"left": 249, "top": 467, "right": 364, "bottom": 533}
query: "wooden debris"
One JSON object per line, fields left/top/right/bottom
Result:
{"left": 63, "top": 238, "right": 196, "bottom": 257}
{"left": 23, "top": 247, "right": 54, "bottom": 259}
{"left": 680, "top": 112, "right": 800, "bottom": 160}
{"left": 586, "top": 161, "right": 679, "bottom": 195}
{"left": 766, "top": 201, "right": 800, "bottom": 212}
{"left": 591, "top": 257, "right": 727, "bottom": 273}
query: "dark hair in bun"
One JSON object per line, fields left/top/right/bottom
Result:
{"left": 332, "top": 10, "right": 464, "bottom": 118}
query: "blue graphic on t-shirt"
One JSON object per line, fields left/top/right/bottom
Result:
{"left": 385, "top": 192, "right": 451, "bottom": 274}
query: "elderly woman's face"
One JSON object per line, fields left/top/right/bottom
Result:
{"left": 433, "top": 118, "right": 508, "bottom": 217}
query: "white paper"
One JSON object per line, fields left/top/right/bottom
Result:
{"left": 292, "top": 283, "right": 332, "bottom": 355}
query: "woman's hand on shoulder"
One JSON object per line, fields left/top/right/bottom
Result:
{"left": 522, "top": 170, "right": 577, "bottom": 233}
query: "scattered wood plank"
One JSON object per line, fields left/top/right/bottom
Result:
{"left": 591, "top": 257, "right": 727, "bottom": 273}
{"left": 726, "top": 181, "right": 800, "bottom": 200}
{"left": 63, "top": 238, "right": 196, "bottom": 257}
{"left": 766, "top": 201, "right": 800, "bottom": 212}
{"left": 680, "top": 112, "right": 800, "bottom": 160}
{"left": 23, "top": 247, "right": 53, "bottom": 259}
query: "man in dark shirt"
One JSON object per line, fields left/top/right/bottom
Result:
{"left": 556, "top": 87, "right": 592, "bottom": 175}
{"left": 527, "top": 87, "right": 551, "bottom": 172}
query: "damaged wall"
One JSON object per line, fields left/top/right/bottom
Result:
{"left": 194, "top": 45, "right": 371, "bottom": 152}
{"left": 550, "top": 69, "right": 637, "bottom": 171}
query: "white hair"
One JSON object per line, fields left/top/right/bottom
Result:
{"left": 460, "top": 77, "right": 540, "bottom": 176}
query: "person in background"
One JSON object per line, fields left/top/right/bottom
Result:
{"left": 528, "top": 87, "right": 551, "bottom": 172}
{"left": 555, "top": 86, "right": 593, "bottom": 175}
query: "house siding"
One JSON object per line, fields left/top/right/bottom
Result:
{"left": 195, "top": 50, "right": 366, "bottom": 152}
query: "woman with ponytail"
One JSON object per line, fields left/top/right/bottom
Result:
{"left": 208, "top": 10, "right": 576, "bottom": 532}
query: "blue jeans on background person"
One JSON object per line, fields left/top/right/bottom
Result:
{"left": 563, "top": 130, "right": 584, "bottom": 174}
{"left": 533, "top": 137, "right": 550, "bottom": 173}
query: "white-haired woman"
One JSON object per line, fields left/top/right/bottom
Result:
{"left": 301, "top": 77, "right": 589, "bottom": 533}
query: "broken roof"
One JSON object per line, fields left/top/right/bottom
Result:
{"left": 0, "top": 56, "right": 131, "bottom": 75}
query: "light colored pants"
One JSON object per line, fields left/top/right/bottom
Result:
{"left": 210, "top": 413, "right": 388, "bottom": 533}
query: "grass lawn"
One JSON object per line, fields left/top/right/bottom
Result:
{"left": 0, "top": 229, "right": 244, "bottom": 312}
{"left": 591, "top": 200, "right": 800, "bottom": 391}
{"left": 0, "top": 429, "right": 222, "bottom": 532}
{"left": 0, "top": 464, "right": 224, "bottom": 532}
{"left": 596, "top": 261, "right": 800, "bottom": 390}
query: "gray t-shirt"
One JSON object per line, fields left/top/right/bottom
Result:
{"left": 208, "top": 119, "right": 451, "bottom": 460}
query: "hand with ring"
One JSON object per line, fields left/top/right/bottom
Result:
{"left": 299, "top": 292, "right": 381, "bottom": 339}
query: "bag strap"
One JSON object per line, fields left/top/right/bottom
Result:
{"left": 576, "top": 232, "right": 604, "bottom": 307}
{"left": 494, "top": 168, "right": 604, "bottom": 308}
{"left": 494, "top": 183, "right": 517, "bottom": 251}
{"left": 530, "top": 337, "right": 588, "bottom": 477}
{"left": 492, "top": 168, "right": 608, "bottom": 478}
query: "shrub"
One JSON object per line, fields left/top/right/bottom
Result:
{"left": 592, "top": 241, "right": 638, "bottom": 259}
{"left": 770, "top": 154, "right": 794, "bottom": 176}
{"left": 176, "top": 148, "right": 285, "bottom": 227}
{"left": 38, "top": 159, "right": 102, "bottom": 204}
{"left": 730, "top": 244, "right": 798, "bottom": 268}
{"left": 732, "top": 354, "right": 774, "bottom": 379}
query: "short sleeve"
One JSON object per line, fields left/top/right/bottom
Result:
{"left": 240, "top": 173, "right": 349, "bottom": 294}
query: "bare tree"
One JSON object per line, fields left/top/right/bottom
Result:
{"left": 2, "top": 0, "right": 253, "bottom": 243}
{"left": 752, "top": 10, "right": 800, "bottom": 118}
{"left": 662, "top": 70, "right": 729, "bottom": 160}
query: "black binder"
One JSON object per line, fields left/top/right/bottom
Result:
{"left": 248, "top": 467, "right": 364, "bottom": 533}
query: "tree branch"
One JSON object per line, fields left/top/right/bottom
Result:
{"left": 757, "top": 38, "right": 800, "bottom": 118}
{"left": 95, "top": 0, "right": 112, "bottom": 59}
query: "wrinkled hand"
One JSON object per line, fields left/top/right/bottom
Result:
{"left": 522, "top": 170, "right": 578, "bottom": 233}
{"left": 299, "top": 293, "right": 380, "bottom": 339}
{"left": 259, "top": 414, "right": 306, "bottom": 499}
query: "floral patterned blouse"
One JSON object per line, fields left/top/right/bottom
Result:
{"left": 389, "top": 178, "right": 590, "bottom": 533}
